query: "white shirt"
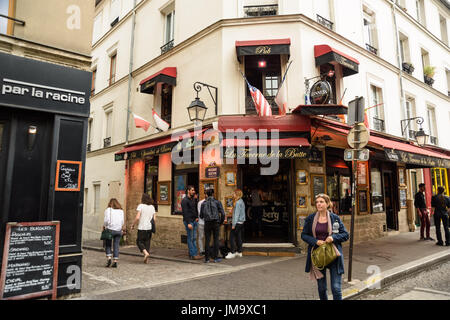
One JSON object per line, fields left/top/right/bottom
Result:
{"left": 137, "top": 204, "right": 155, "bottom": 231}
{"left": 198, "top": 199, "right": 205, "bottom": 225}
{"left": 104, "top": 208, "right": 124, "bottom": 232}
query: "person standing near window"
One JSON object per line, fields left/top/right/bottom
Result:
{"left": 431, "top": 186, "right": 450, "bottom": 246}
{"left": 103, "top": 198, "right": 125, "bottom": 268}
{"left": 131, "top": 194, "right": 156, "bottom": 263}
{"left": 414, "top": 183, "right": 433, "bottom": 241}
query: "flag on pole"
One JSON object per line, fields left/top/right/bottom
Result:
{"left": 152, "top": 109, "right": 170, "bottom": 132}
{"left": 247, "top": 83, "right": 272, "bottom": 117}
{"left": 133, "top": 113, "right": 151, "bottom": 132}
{"left": 275, "top": 60, "right": 293, "bottom": 116}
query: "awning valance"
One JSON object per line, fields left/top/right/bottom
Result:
{"left": 236, "top": 38, "right": 291, "bottom": 62}
{"left": 139, "top": 67, "right": 177, "bottom": 94}
{"left": 314, "top": 45, "right": 359, "bottom": 77}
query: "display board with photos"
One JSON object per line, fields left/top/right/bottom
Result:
{"left": 157, "top": 181, "right": 171, "bottom": 205}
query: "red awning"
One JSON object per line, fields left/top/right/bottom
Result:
{"left": 115, "top": 129, "right": 203, "bottom": 156}
{"left": 218, "top": 114, "right": 311, "bottom": 132}
{"left": 235, "top": 38, "right": 291, "bottom": 62}
{"left": 314, "top": 44, "right": 359, "bottom": 77}
{"left": 221, "top": 137, "right": 310, "bottom": 148}
{"left": 139, "top": 67, "right": 177, "bottom": 94}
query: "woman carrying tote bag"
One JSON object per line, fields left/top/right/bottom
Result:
{"left": 103, "top": 198, "right": 125, "bottom": 268}
{"left": 301, "top": 193, "right": 349, "bottom": 300}
{"left": 131, "top": 193, "right": 156, "bottom": 264}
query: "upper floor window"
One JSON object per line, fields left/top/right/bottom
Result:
{"left": 0, "top": 0, "right": 14, "bottom": 35}
{"left": 93, "top": 11, "right": 103, "bottom": 44}
{"left": 415, "top": 0, "right": 426, "bottom": 26}
{"left": 91, "top": 68, "right": 97, "bottom": 96}
{"left": 427, "top": 106, "right": 438, "bottom": 145}
{"left": 363, "top": 5, "right": 378, "bottom": 55}
{"left": 244, "top": 0, "right": 278, "bottom": 17}
{"left": 404, "top": 97, "right": 417, "bottom": 140}
{"left": 161, "top": 2, "right": 175, "bottom": 54}
{"left": 87, "top": 118, "right": 93, "bottom": 152}
{"left": 110, "top": 0, "right": 120, "bottom": 27}
{"left": 439, "top": 14, "right": 448, "bottom": 45}
{"left": 104, "top": 108, "right": 113, "bottom": 148}
{"left": 369, "top": 84, "right": 385, "bottom": 132}
{"left": 315, "top": 0, "right": 334, "bottom": 30}
{"left": 446, "top": 68, "right": 450, "bottom": 97}
{"left": 160, "top": 83, "right": 173, "bottom": 126}
{"left": 109, "top": 52, "right": 117, "bottom": 86}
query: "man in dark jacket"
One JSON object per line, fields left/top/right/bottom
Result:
{"left": 431, "top": 186, "right": 450, "bottom": 246}
{"left": 414, "top": 183, "right": 433, "bottom": 241}
{"left": 181, "top": 185, "right": 202, "bottom": 260}
{"left": 200, "top": 188, "right": 225, "bottom": 263}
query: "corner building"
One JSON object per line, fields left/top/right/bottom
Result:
{"left": 86, "top": 0, "right": 450, "bottom": 253}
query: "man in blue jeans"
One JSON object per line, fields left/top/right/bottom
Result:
{"left": 181, "top": 185, "right": 202, "bottom": 260}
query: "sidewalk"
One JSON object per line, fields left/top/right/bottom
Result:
{"left": 82, "top": 227, "right": 450, "bottom": 299}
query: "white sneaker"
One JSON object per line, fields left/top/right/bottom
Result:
{"left": 225, "top": 252, "right": 236, "bottom": 259}
{"left": 236, "top": 252, "right": 243, "bottom": 258}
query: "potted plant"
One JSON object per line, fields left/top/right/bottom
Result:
{"left": 423, "top": 66, "right": 435, "bottom": 86}
{"left": 402, "top": 62, "right": 415, "bottom": 74}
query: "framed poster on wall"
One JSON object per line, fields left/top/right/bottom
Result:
{"left": 358, "top": 189, "right": 368, "bottom": 213}
{"left": 398, "top": 167, "right": 406, "bottom": 186}
{"left": 157, "top": 181, "right": 171, "bottom": 205}
{"left": 357, "top": 161, "right": 369, "bottom": 186}
{"left": 399, "top": 188, "right": 407, "bottom": 208}
{"left": 310, "top": 174, "right": 326, "bottom": 204}
{"left": 199, "top": 179, "right": 218, "bottom": 201}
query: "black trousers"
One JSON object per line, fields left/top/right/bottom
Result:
{"left": 204, "top": 221, "right": 220, "bottom": 261}
{"left": 230, "top": 224, "right": 244, "bottom": 253}
{"left": 434, "top": 213, "right": 450, "bottom": 245}
{"left": 136, "top": 229, "right": 152, "bottom": 253}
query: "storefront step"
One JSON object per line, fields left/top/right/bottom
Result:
{"left": 242, "top": 243, "right": 300, "bottom": 257}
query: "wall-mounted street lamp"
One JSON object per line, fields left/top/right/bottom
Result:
{"left": 400, "top": 116, "right": 429, "bottom": 147}
{"left": 27, "top": 125, "right": 37, "bottom": 151}
{"left": 188, "top": 82, "right": 218, "bottom": 122}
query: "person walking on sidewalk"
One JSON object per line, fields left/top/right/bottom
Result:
{"left": 200, "top": 188, "right": 225, "bottom": 263}
{"left": 197, "top": 193, "right": 207, "bottom": 256}
{"left": 301, "top": 194, "right": 349, "bottom": 300}
{"left": 414, "top": 183, "right": 433, "bottom": 241}
{"left": 103, "top": 198, "right": 125, "bottom": 268}
{"left": 182, "top": 186, "right": 202, "bottom": 260}
{"left": 225, "top": 189, "right": 246, "bottom": 259}
{"left": 431, "top": 186, "right": 450, "bottom": 246}
{"left": 131, "top": 193, "right": 156, "bottom": 263}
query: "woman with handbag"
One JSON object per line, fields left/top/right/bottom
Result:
{"left": 103, "top": 198, "right": 125, "bottom": 268}
{"left": 131, "top": 193, "right": 156, "bottom": 264}
{"left": 301, "top": 193, "right": 349, "bottom": 300}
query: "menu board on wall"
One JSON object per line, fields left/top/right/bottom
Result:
{"left": 0, "top": 222, "right": 60, "bottom": 300}
{"left": 399, "top": 189, "right": 407, "bottom": 208}
{"left": 55, "top": 160, "right": 82, "bottom": 191}
{"left": 357, "top": 162, "right": 368, "bottom": 186}
{"left": 311, "top": 174, "right": 326, "bottom": 204}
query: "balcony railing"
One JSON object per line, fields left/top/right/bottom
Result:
{"left": 103, "top": 137, "right": 111, "bottom": 148}
{"left": 365, "top": 43, "right": 378, "bottom": 55}
{"left": 316, "top": 14, "right": 333, "bottom": 30}
{"left": 372, "top": 117, "right": 385, "bottom": 132}
{"left": 429, "top": 136, "right": 438, "bottom": 145}
{"left": 244, "top": 4, "right": 278, "bottom": 17}
{"left": 108, "top": 75, "right": 115, "bottom": 86}
{"left": 245, "top": 96, "right": 279, "bottom": 115}
{"left": 87, "top": 143, "right": 91, "bottom": 152}
{"left": 161, "top": 40, "right": 174, "bottom": 55}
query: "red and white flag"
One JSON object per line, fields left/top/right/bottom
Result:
{"left": 247, "top": 83, "right": 272, "bottom": 117}
{"left": 152, "top": 109, "right": 170, "bottom": 132}
{"left": 133, "top": 113, "right": 151, "bottom": 132}
{"left": 275, "top": 82, "right": 287, "bottom": 116}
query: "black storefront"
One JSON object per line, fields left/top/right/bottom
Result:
{"left": 0, "top": 52, "right": 91, "bottom": 297}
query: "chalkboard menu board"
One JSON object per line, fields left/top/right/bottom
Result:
{"left": 55, "top": 160, "right": 82, "bottom": 191}
{"left": 0, "top": 222, "right": 60, "bottom": 300}
{"left": 311, "top": 174, "right": 326, "bottom": 204}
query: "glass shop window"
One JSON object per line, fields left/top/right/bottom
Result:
{"left": 371, "top": 167, "right": 384, "bottom": 212}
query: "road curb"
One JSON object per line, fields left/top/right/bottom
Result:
{"left": 82, "top": 245, "right": 201, "bottom": 265}
{"left": 342, "top": 250, "right": 450, "bottom": 300}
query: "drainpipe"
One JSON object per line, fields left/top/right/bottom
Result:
{"left": 391, "top": 0, "right": 407, "bottom": 138}
{"left": 126, "top": 0, "right": 138, "bottom": 144}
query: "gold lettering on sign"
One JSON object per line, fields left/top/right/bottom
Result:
{"left": 255, "top": 46, "right": 271, "bottom": 55}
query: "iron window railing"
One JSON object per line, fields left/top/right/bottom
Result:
{"left": 372, "top": 117, "right": 385, "bottom": 132}
{"left": 244, "top": 5, "right": 278, "bottom": 17}
{"left": 365, "top": 43, "right": 378, "bottom": 55}
{"left": 316, "top": 14, "right": 333, "bottom": 30}
{"left": 103, "top": 137, "right": 111, "bottom": 148}
{"left": 161, "top": 40, "right": 174, "bottom": 55}
{"left": 429, "top": 136, "right": 438, "bottom": 145}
